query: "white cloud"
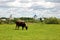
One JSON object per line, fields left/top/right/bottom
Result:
{"left": 20, "top": 0, "right": 32, "bottom": 3}
{"left": 32, "top": 1, "right": 55, "bottom": 8}
{"left": 6, "top": 0, "right": 21, "bottom": 7}
{"left": 21, "top": 3, "right": 32, "bottom": 7}
{"left": 32, "top": 0, "right": 45, "bottom": 2}
{"left": 0, "top": 0, "right": 60, "bottom": 18}
{"left": 6, "top": 0, "right": 32, "bottom": 7}
{"left": 46, "top": 0, "right": 60, "bottom": 3}
{"left": 0, "top": 0, "right": 15, "bottom": 2}
{"left": 0, "top": 0, "right": 55, "bottom": 8}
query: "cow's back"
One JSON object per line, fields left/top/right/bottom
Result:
{"left": 16, "top": 20, "right": 26, "bottom": 26}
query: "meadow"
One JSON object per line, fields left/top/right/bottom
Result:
{"left": 0, "top": 23, "right": 60, "bottom": 40}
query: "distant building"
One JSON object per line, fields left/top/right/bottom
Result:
{"left": 0, "top": 17, "right": 8, "bottom": 22}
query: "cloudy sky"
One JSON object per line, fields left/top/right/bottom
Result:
{"left": 0, "top": 0, "right": 60, "bottom": 18}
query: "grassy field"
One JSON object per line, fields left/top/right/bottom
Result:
{"left": 0, "top": 23, "right": 60, "bottom": 40}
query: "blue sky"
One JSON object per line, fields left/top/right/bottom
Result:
{"left": 0, "top": 0, "right": 60, "bottom": 18}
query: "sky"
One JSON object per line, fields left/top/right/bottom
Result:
{"left": 0, "top": 0, "right": 60, "bottom": 18}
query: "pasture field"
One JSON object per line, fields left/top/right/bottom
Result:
{"left": 0, "top": 23, "right": 60, "bottom": 40}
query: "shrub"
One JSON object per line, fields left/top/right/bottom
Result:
{"left": 44, "top": 17, "right": 60, "bottom": 24}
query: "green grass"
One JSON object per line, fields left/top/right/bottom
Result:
{"left": 0, "top": 23, "right": 60, "bottom": 40}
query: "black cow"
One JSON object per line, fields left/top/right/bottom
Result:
{"left": 15, "top": 20, "right": 28, "bottom": 30}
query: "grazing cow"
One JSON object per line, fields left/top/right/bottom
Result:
{"left": 15, "top": 20, "right": 28, "bottom": 30}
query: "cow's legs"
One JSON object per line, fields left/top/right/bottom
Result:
{"left": 15, "top": 25, "right": 17, "bottom": 30}
{"left": 15, "top": 25, "right": 19, "bottom": 30}
{"left": 22, "top": 26, "right": 24, "bottom": 30}
{"left": 17, "top": 26, "right": 19, "bottom": 30}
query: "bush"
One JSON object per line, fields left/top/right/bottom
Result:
{"left": 44, "top": 17, "right": 60, "bottom": 24}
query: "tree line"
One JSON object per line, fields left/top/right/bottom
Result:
{"left": 0, "top": 17, "right": 60, "bottom": 24}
